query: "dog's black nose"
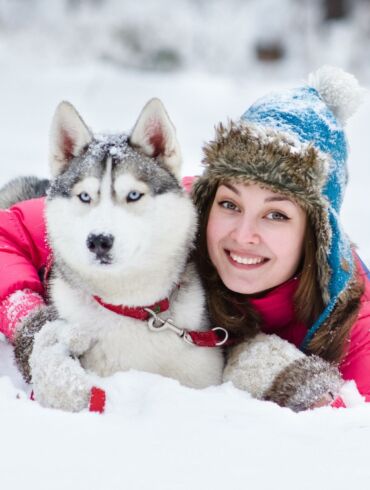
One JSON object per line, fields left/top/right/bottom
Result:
{"left": 87, "top": 233, "right": 114, "bottom": 257}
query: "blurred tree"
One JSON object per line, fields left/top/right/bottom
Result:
{"left": 253, "top": 0, "right": 290, "bottom": 62}
{"left": 324, "top": 0, "right": 350, "bottom": 20}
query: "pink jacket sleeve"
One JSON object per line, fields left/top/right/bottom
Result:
{"left": 0, "top": 197, "right": 50, "bottom": 339}
{"left": 339, "top": 264, "right": 370, "bottom": 402}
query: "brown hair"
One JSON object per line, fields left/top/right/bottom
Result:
{"left": 294, "top": 220, "right": 324, "bottom": 327}
{"left": 193, "top": 183, "right": 364, "bottom": 363}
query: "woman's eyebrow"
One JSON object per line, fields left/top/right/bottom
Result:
{"left": 222, "top": 183, "right": 240, "bottom": 195}
{"left": 264, "top": 195, "right": 293, "bottom": 203}
{"left": 220, "top": 185, "right": 293, "bottom": 203}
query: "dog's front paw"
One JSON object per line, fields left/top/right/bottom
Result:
{"left": 30, "top": 320, "right": 93, "bottom": 412}
{"left": 57, "top": 321, "right": 96, "bottom": 357}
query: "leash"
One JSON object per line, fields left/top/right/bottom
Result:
{"left": 92, "top": 294, "right": 230, "bottom": 348}
{"left": 92, "top": 276, "right": 231, "bottom": 348}
{"left": 144, "top": 307, "right": 229, "bottom": 348}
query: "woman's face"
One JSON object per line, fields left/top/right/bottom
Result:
{"left": 206, "top": 182, "right": 307, "bottom": 294}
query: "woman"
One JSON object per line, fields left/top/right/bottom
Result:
{"left": 0, "top": 66, "right": 369, "bottom": 411}
{"left": 188, "top": 65, "right": 370, "bottom": 410}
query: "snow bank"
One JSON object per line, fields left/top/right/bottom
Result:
{"left": 1, "top": 338, "right": 370, "bottom": 490}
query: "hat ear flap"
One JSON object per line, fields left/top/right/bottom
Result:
{"left": 130, "top": 98, "right": 182, "bottom": 179}
{"left": 49, "top": 101, "right": 93, "bottom": 177}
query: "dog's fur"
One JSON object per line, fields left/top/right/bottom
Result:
{"left": 5, "top": 99, "right": 223, "bottom": 411}
{"left": 0, "top": 176, "right": 50, "bottom": 209}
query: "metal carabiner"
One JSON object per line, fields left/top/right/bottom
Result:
{"left": 147, "top": 314, "right": 167, "bottom": 331}
{"left": 145, "top": 308, "right": 186, "bottom": 338}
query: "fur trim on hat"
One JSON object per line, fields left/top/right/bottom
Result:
{"left": 201, "top": 121, "right": 329, "bottom": 201}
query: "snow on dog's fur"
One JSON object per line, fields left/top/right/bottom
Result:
{"left": 27, "top": 99, "right": 223, "bottom": 411}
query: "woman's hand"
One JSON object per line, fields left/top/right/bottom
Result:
{"left": 224, "top": 333, "right": 344, "bottom": 412}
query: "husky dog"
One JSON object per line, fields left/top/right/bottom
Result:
{"left": 9, "top": 99, "right": 224, "bottom": 411}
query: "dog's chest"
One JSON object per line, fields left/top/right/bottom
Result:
{"left": 82, "top": 311, "right": 189, "bottom": 372}
{"left": 51, "top": 276, "right": 224, "bottom": 388}
{"left": 79, "top": 304, "right": 222, "bottom": 388}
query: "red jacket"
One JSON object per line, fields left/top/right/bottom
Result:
{"left": 1, "top": 197, "right": 370, "bottom": 401}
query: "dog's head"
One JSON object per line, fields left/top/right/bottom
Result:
{"left": 46, "top": 99, "right": 196, "bottom": 300}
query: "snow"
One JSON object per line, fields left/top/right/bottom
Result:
{"left": 1, "top": 33, "right": 370, "bottom": 490}
{"left": 1, "top": 339, "right": 370, "bottom": 490}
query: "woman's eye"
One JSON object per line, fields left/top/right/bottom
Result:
{"left": 266, "top": 211, "right": 288, "bottom": 221}
{"left": 127, "top": 190, "right": 143, "bottom": 203}
{"left": 219, "top": 200, "right": 238, "bottom": 211}
{"left": 78, "top": 192, "right": 92, "bottom": 204}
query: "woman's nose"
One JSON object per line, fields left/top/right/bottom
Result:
{"left": 230, "top": 216, "right": 260, "bottom": 245}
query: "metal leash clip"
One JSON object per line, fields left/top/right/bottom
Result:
{"left": 144, "top": 308, "right": 229, "bottom": 347}
{"left": 144, "top": 307, "right": 191, "bottom": 341}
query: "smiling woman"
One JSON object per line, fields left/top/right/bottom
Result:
{"left": 191, "top": 65, "right": 370, "bottom": 411}
{"left": 206, "top": 183, "right": 307, "bottom": 295}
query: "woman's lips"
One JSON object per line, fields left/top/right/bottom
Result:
{"left": 226, "top": 250, "right": 269, "bottom": 268}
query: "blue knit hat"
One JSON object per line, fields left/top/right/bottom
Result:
{"left": 193, "top": 66, "right": 364, "bottom": 350}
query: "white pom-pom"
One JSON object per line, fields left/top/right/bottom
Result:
{"left": 308, "top": 65, "right": 365, "bottom": 125}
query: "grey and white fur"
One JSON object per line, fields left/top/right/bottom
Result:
{"left": 0, "top": 176, "right": 50, "bottom": 209}
{"left": 9, "top": 99, "right": 224, "bottom": 411}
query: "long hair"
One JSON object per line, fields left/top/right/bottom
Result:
{"left": 294, "top": 220, "right": 324, "bottom": 327}
{"left": 194, "top": 186, "right": 364, "bottom": 363}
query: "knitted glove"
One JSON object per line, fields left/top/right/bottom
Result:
{"left": 223, "top": 333, "right": 344, "bottom": 412}
{"left": 0, "top": 289, "right": 57, "bottom": 383}
{"left": 30, "top": 319, "right": 106, "bottom": 412}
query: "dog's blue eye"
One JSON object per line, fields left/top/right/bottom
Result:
{"left": 127, "top": 191, "right": 143, "bottom": 203}
{"left": 78, "top": 192, "right": 91, "bottom": 203}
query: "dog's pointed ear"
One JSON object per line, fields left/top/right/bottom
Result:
{"left": 130, "top": 98, "right": 182, "bottom": 179}
{"left": 49, "top": 101, "right": 93, "bottom": 177}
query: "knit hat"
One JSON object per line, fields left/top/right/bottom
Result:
{"left": 193, "top": 66, "right": 364, "bottom": 351}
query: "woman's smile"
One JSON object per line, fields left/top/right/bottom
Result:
{"left": 227, "top": 250, "right": 269, "bottom": 267}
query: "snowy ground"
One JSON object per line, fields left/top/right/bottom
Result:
{"left": 1, "top": 58, "right": 370, "bottom": 489}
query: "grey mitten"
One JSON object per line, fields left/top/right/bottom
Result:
{"left": 13, "top": 304, "right": 58, "bottom": 383}
{"left": 30, "top": 319, "right": 94, "bottom": 412}
{"left": 223, "top": 333, "right": 344, "bottom": 412}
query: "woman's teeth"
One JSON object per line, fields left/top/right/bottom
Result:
{"left": 230, "top": 253, "right": 265, "bottom": 265}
